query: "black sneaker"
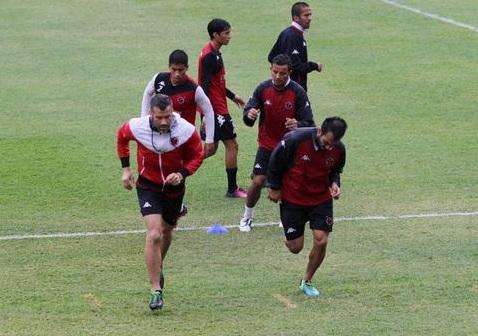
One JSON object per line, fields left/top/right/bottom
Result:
{"left": 149, "top": 290, "right": 163, "bottom": 311}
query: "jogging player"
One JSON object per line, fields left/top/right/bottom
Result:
{"left": 198, "top": 18, "right": 247, "bottom": 198}
{"left": 238, "top": 54, "right": 315, "bottom": 232}
{"left": 141, "top": 49, "right": 216, "bottom": 158}
{"left": 117, "top": 94, "right": 204, "bottom": 311}
{"left": 267, "top": 117, "right": 347, "bottom": 298}
{"left": 268, "top": 2, "right": 323, "bottom": 92}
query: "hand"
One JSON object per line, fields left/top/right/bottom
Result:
{"left": 233, "top": 95, "right": 245, "bottom": 109}
{"left": 165, "top": 172, "right": 183, "bottom": 186}
{"left": 121, "top": 167, "right": 135, "bottom": 190}
{"left": 247, "top": 108, "right": 260, "bottom": 120}
{"left": 329, "top": 182, "right": 341, "bottom": 199}
{"left": 268, "top": 189, "right": 281, "bottom": 203}
{"left": 317, "top": 63, "right": 323, "bottom": 72}
{"left": 203, "top": 142, "right": 217, "bottom": 158}
{"left": 285, "top": 117, "right": 298, "bottom": 131}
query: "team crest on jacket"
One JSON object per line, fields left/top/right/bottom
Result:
{"left": 176, "top": 96, "right": 185, "bottom": 105}
{"left": 326, "top": 157, "right": 335, "bottom": 167}
{"left": 284, "top": 101, "right": 293, "bottom": 110}
{"left": 170, "top": 136, "right": 178, "bottom": 146}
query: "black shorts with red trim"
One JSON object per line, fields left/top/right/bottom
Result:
{"left": 280, "top": 199, "right": 334, "bottom": 241}
{"left": 136, "top": 187, "right": 184, "bottom": 225}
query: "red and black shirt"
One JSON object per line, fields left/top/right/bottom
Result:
{"left": 267, "top": 128, "right": 346, "bottom": 206}
{"left": 243, "top": 79, "right": 315, "bottom": 150}
{"left": 198, "top": 42, "right": 236, "bottom": 115}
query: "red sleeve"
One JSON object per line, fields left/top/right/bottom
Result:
{"left": 180, "top": 131, "right": 204, "bottom": 177}
{"left": 116, "top": 121, "right": 134, "bottom": 167}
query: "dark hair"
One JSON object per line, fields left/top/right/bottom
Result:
{"left": 150, "top": 94, "right": 172, "bottom": 111}
{"left": 321, "top": 117, "right": 348, "bottom": 141}
{"left": 169, "top": 49, "right": 188, "bottom": 66}
{"left": 291, "top": 2, "right": 310, "bottom": 18}
{"left": 271, "top": 54, "right": 291, "bottom": 68}
{"left": 207, "top": 18, "right": 231, "bottom": 39}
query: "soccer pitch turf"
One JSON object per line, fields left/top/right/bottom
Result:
{"left": 1, "top": 0, "right": 477, "bottom": 335}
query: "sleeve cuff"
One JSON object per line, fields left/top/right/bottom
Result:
{"left": 179, "top": 168, "right": 190, "bottom": 178}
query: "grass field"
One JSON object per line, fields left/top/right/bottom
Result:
{"left": 1, "top": 0, "right": 477, "bottom": 335}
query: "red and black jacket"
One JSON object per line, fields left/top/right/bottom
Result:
{"left": 267, "top": 127, "right": 346, "bottom": 206}
{"left": 243, "top": 78, "right": 315, "bottom": 151}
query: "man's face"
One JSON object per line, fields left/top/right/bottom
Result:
{"left": 169, "top": 63, "right": 188, "bottom": 85}
{"left": 214, "top": 28, "right": 232, "bottom": 46}
{"left": 270, "top": 63, "right": 290, "bottom": 87}
{"left": 151, "top": 105, "right": 173, "bottom": 133}
{"left": 294, "top": 6, "right": 312, "bottom": 29}
{"left": 320, "top": 131, "right": 338, "bottom": 150}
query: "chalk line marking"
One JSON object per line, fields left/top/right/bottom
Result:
{"left": 380, "top": 0, "right": 478, "bottom": 33}
{"left": 0, "top": 211, "right": 477, "bottom": 241}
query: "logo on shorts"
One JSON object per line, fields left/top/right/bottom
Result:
{"left": 286, "top": 228, "right": 297, "bottom": 234}
{"left": 176, "top": 96, "right": 185, "bottom": 105}
{"left": 170, "top": 136, "right": 178, "bottom": 146}
{"left": 143, "top": 202, "right": 152, "bottom": 208}
{"left": 254, "top": 163, "right": 262, "bottom": 169}
{"left": 284, "top": 101, "right": 293, "bottom": 110}
{"left": 326, "top": 216, "right": 333, "bottom": 226}
{"left": 217, "top": 115, "right": 225, "bottom": 127}
{"left": 292, "top": 49, "right": 300, "bottom": 55}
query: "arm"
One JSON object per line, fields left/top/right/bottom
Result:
{"left": 179, "top": 131, "right": 205, "bottom": 178}
{"left": 285, "top": 36, "right": 320, "bottom": 74}
{"left": 116, "top": 122, "right": 135, "bottom": 190}
{"left": 295, "top": 89, "right": 315, "bottom": 128}
{"left": 140, "top": 75, "right": 156, "bottom": 117}
{"left": 329, "top": 145, "right": 346, "bottom": 199}
{"left": 199, "top": 53, "right": 217, "bottom": 97}
{"left": 243, "top": 85, "right": 263, "bottom": 127}
{"left": 227, "top": 88, "right": 245, "bottom": 108}
{"left": 195, "top": 86, "right": 215, "bottom": 144}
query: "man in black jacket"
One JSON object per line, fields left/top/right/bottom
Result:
{"left": 268, "top": 2, "right": 323, "bottom": 92}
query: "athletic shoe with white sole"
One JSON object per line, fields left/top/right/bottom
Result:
{"left": 239, "top": 217, "right": 252, "bottom": 232}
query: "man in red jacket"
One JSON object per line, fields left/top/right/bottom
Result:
{"left": 117, "top": 94, "right": 204, "bottom": 311}
{"left": 267, "top": 117, "right": 347, "bottom": 298}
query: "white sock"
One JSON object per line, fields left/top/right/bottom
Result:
{"left": 243, "top": 206, "right": 254, "bottom": 219}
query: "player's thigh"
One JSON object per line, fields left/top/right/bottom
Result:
{"left": 280, "top": 201, "right": 308, "bottom": 244}
{"left": 309, "top": 199, "right": 334, "bottom": 234}
{"left": 251, "top": 147, "right": 272, "bottom": 178}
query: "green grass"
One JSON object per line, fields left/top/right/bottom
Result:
{"left": 0, "top": 0, "right": 477, "bottom": 334}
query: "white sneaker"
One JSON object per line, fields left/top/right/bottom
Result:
{"left": 239, "top": 217, "right": 252, "bottom": 232}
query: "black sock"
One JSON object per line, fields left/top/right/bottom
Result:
{"left": 226, "top": 167, "right": 238, "bottom": 193}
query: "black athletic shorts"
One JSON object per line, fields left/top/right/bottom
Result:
{"left": 251, "top": 147, "right": 272, "bottom": 177}
{"left": 136, "top": 187, "right": 184, "bottom": 225}
{"left": 280, "top": 199, "right": 334, "bottom": 241}
{"left": 201, "top": 113, "right": 236, "bottom": 142}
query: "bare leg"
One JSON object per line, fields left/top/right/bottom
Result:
{"left": 144, "top": 214, "right": 174, "bottom": 290}
{"left": 223, "top": 138, "right": 238, "bottom": 169}
{"left": 304, "top": 230, "right": 329, "bottom": 282}
{"left": 246, "top": 175, "right": 266, "bottom": 208}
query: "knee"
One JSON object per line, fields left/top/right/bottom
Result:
{"left": 226, "top": 140, "right": 239, "bottom": 152}
{"left": 251, "top": 176, "right": 266, "bottom": 189}
{"left": 286, "top": 241, "right": 303, "bottom": 254}
{"left": 313, "top": 233, "right": 328, "bottom": 249}
{"left": 147, "top": 228, "right": 161, "bottom": 244}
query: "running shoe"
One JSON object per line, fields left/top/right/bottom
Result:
{"left": 300, "top": 279, "right": 320, "bottom": 298}
{"left": 149, "top": 290, "right": 164, "bottom": 311}
{"left": 225, "top": 187, "right": 247, "bottom": 198}
{"left": 239, "top": 217, "right": 252, "bottom": 232}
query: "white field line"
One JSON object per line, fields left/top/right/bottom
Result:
{"left": 0, "top": 211, "right": 477, "bottom": 242}
{"left": 380, "top": 0, "right": 478, "bottom": 33}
